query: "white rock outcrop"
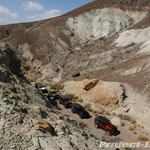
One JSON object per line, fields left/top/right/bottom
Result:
{"left": 63, "top": 80, "right": 124, "bottom": 107}
{"left": 66, "top": 8, "right": 147, "bottom": 44}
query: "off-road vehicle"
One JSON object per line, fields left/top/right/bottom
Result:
{"left": 48, "top": 90, "right": 59, "bottom": 99}
{"left": 71, "top": 103, "right": 89, "bottom": 119}
{"left": 94, "top": 116, "right": 117, "bottom": 135}
{"left": 58, "top": 95, "right": 72, "bottom": 108}
{"left": 35, "top": 84, "right": 48, "bottom": 93}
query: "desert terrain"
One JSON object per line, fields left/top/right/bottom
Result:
{"left": 1, "top": 0, "right": 150, "bottom": 149}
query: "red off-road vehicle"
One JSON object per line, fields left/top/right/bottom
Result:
{"left": 94, "top": 116, "right": 117, "bottom": 135}
{"left": 58, "top": 95, "right": 72, "bottom": 108}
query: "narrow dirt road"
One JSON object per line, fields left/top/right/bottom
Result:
{"left": 57, "top": 101, "right": 150, "bottom": 150}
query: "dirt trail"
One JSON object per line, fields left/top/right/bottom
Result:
{"left": 57, "top": 102, "right": 150, "bottom": 150}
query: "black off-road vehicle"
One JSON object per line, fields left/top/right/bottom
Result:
{"left": 71, "top": 103, "right": 89, "bottom": 119}
{"left": 94, "top": 116, "right": 117, "bottom": 135}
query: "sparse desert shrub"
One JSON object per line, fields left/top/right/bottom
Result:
{"left": 92, "top": 110, "right": 99, "bottom": 114}
{"left": 51, "top": 83, "right": 63, "bottom": 91}
{"left": 141, "top": 126, "right": 144, "bottom": 129}
{"left": 95, "top": 113, "right": 99, "bottom": 116}
{"left": 120, "top": 121, "right": 125, "bottom": 126}
{"left": 43, "top": 83, "right": 49, "bottom": 87}
{"left": 84, "top": 103, "right": 92, "bottom": 112}
{"left": 137, "top": 135, "right": 149, "bottom": 141}
{"left": 99, "top": 109, "right": 104, "bottom": 114}
{"left": 22, "top": 57, "right": 28, "bottom": 62}
{"left": 27, "top": 78, "right": 35, "bottom": 82}
{"left": 23, "top": 64, "right": 30, "bottom": 71}
{"left": 106, "top": 111, "right": 110, "bottom": 115}
{"left": 78, "top": 98, "right": 83, "bottom": 102}
{"left": 77, "top": 120, "right": 87, "bottom": 127}
{"left": 72, "top": 98, "right": 76, "bottom": 102}
{"left": 118, "top": 114, "right": 123, "bottom": 119}
{"left": 111, "top": 112, "right": 116, "bottom": 116}
{"left": 133, "top": 131, "right": 137, "bottom": 134}
{"left": 65, "top": 93, "right": 76, "bottom": 101}
{"left": 56, "top": 104, "right": 61, "bottom": 110}
{"left": 129, "top": 117, "right": 136, "bottom": 124}
{"left": 129, "top": 126, "right": 134, "bottom": 131}
{"left": 137, "top": 124, "right": 141, "bottom": 127}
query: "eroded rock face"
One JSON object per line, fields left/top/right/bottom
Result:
{"left": 63, "top": 79, "right": 124, "bottom": 107}
{"left": 0, "top": 42, "right": 21, "bottom": 75}
{"left": 0, "top": 42, "right": 109, "bottom": 150}
{"left": 66, "top": 8, "right": 147, "bottom": 44}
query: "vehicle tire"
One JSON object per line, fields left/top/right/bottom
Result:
{"left": 94, "top": 123, "right": 99, "bottom": 128}
{"left": 80, "top": 114, "right": 83, "bottom": 119}
{"left": 106, "top": 130, "right": 111, "bottom": 135}
{"left": 71, "top": 108, "right": 75, "bottom": 113}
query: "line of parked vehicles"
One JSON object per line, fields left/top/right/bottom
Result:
{"left": 35, "top": 84, "right": 118, "bottom": 136}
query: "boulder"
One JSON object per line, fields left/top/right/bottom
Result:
{"left": 111, "top": 117, "right": 121, "bottom": 126}
{"left": 63, "top": 80, "right": 124, "bottom": 107}
{"left": 72, "top": 72, "right": 80, "bottom": 77}
{"left": 83, "top": 79, "right": 99, "bottom": 91}
{"left": 33, "top": 119, "right": 53, "bottom": 135}
{"left": 0, "top": 42, "right": 21, "bottom": 75}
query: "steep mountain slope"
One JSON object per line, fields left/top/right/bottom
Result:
{"left": 0, "top": 0, "right": 149, "bottom": 83}
{"left": 1, "top": 0, "right": 150, "bottom": 136}
{"left": 0, "top": 42, "right": 106, "bottom": 150}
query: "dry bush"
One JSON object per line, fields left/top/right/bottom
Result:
{"left": 137, "top": 135, "right": 149, "bottom": 141}
{"left": 56, "top": 104, "right": 61, "bottom": 110}
{"left": 99, "top": 109, "right": 105, "bottom": 114}
{"left": 84, "top": 103, "right": 92, "bottom": 112}
{"left": 129, "top": 126, "right": 134, "bottom": 131}
{"left": 35, "top": 81, "right": 42, "bottom": 84}
{"left": 78, "top": 98, "right": 83, "bottom": 102}
{"left": 118, "top": 114, "right": 123, "bottom": 120}
{"left": 137, "top": 124, "right": 141, "bottom": 127}
{"left": 92, "top": 110, "right": 99, "bottom": 114}
{"left": 133, "top": 131, "right": 137, "bottom": 134}
{"left": 51, "top": 83, "right": 63, "bottom": 91}
{"left": 22, "top": 57, "right": 28, "bottom": 62}
{"left": 43, "top": 83, "right": 49, "bottom": 87}
{"left": 106, "top": 111, "right": 110, "bottom": 115}
{"left": 95, "top": 113, "right": 99, "bottom": 116}
{"left": 65, "top": 93, "right": 76, "bottom": 101}
{"left": 27, "top": 78, "right": 36, "bottom": 82}
{"left": 78, "top": 120, "right": 87, "bottom": 127}
{"left": 120, "top": 121, "right": 125, "bottom": 126}
{"left": 129, "top": 117, "right": 136, "bottom": 124}
{"left": 112, "top": 112, "right": 116, "bottom": 116}
{"left": 23, "top": 64, "right": 30, "bottom": 71}
{"left": 141, "top": 126, "right": 144, "bottom": 129}
{"left": 72, "top": 98, "right": 76, "bottom": 102}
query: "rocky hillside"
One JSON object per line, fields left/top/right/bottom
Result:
{"left": 1, "top": 0, "right": 150, "bottom": 148}
{"left": 0, "top": 0, "right": 150, "bottom": 85}
{"left": 0, "top": 42, "right": 110, "bottom": 150}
